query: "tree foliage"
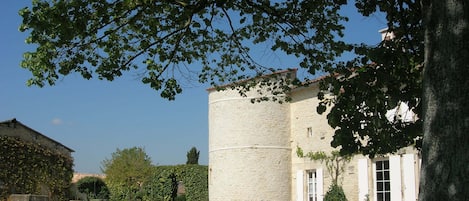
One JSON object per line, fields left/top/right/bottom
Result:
{"left": 76, "top": 176, "right": 110, "bottom": 200}
{"left": 19, "top": 0, "right": 350, "bottom": 100}
{"left": 317, "top": 0, "right": 424, "bottom": 157}
{"left": 186, "top": 147, "right": 200, "bottom": 165}
{"left": 101, "top": 147, "right": 153, "bottom": 201}
{"left": 18, "top": 0, "right": 424, "bottom": 157}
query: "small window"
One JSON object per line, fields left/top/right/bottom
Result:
{"left": 308, "top": 171, "right": 318, "bottom": 201}
{"left": 307, "top": 127, "right": 313, "bottom": 138}
{"left": 375, "top": 160, "right": 391, "bottom": 201}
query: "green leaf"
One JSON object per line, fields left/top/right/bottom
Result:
{"left": 317, "top": 102, "right": 327, "bottom": 114}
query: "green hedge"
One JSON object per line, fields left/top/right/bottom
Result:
{"left": 138, "top": 165, "right": 207, "bottom": 201}
{"left": 178, "top": 165, "right": 208, "bottom": 201}
{"left": 0, "top": 136, "right": 73, "bottom": 200}
{"left": 142, "top": 166, "right": 178, "bottom": 201}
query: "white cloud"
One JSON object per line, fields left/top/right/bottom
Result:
{"left": 51, "top": 118, "right": 63, "bottom": 125}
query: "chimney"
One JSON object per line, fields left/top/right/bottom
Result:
{"left": 379, "top": 28, "right": 395, "bottom": 41}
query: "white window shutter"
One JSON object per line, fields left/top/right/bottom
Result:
{"left": 317, "top": 168, "right": 324, "bottom": 201}
{"left": 358, "top": 158, "right": 369, "bottom": 201}
{"left": 372, "top": 161, "right": 377, "bottom": 201}
{"left": 389, "top": 155, "right": 402, "bottom": 201}
{"left": 297, "top": 170, "right": 304, "bottom": 201}
{"left": 402, "top": 154, "right": 416, "bottom": 201}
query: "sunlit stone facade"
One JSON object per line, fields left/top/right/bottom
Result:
{"left": 208, "top": 71, "right": 420, "bottom": 201}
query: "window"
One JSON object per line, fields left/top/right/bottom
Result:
{"left": 375, "top": 160, "right": 391, "bottom": 201}
{"left": 297, "top": 169, "right": 322, "bottom": 201}
{"left": 307, "top": 127, "right": 313, "bottom": 137}
{"left": 308, "top": 170, "right": 318, "bottom": 201}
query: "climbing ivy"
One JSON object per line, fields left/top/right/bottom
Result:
{"left": 0, "top": 136, "right": 74, "bottom": 201}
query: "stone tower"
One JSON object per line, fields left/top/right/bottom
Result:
{"left": 208, "top": 72, "right": 293, "bottom": 201}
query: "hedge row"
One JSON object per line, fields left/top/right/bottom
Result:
{"left": 144, "top": 165, "right": 208, "bottom": 201}
{"left": 105, "top": 164, "right": 207, "bottom": 201}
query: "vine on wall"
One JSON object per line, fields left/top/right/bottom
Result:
{"left": 0, "top": 136, "right": 74, "bottom": 201}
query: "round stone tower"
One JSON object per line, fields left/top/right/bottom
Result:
{"left": 208, "top": 79, "right": 292, "bottom": 201}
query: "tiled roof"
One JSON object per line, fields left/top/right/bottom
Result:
{"left": 0, "top": 118, "right": 74, "bottom": 152}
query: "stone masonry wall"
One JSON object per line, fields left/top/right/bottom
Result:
{"left": 208, "top": 87, "right": 292, "bottom": 201}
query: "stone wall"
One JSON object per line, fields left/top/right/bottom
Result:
{"left": 207, "top": 76, "right": 421, "bottom": 201}
{"left": 208, "top": 86, "right": 292, "bottom": 201}
{"left": 289, "top": 84, "right": 421, "bottom": 201}
{"left": 289, "top": 84, "right": 358, "bottom": 200}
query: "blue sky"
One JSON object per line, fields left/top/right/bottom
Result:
{"left": 0, "top": 1, "right": 385, "bottom": 174}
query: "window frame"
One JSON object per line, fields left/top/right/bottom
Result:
{"left": 307, "top": 170, "right": 317, "bottom": 201}
{"left": 305, "top": 168, "right": 323, "bottom": 201}
{"left": 307, "top": 127, "right": 313, "bottom": 138}
{"left": 373, "top": 159, "right": 391, "bottom": 201}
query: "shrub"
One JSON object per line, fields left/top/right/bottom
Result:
{"left": 186, "top": 147, "right": 200, "bottom": 165}
{"left": 324, "top": 183, "right": 348, "bottom": 201}
{"left": 76, "top": 176, "right": 109, "bottom": 199}
{"left": 102, "top": 147, "right": 153, "bottom": 201}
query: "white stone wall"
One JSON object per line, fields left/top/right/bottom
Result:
{"left": 72, "top": 173, "right": 106, "bottom": 183}
{"left": 289, "top": 85, "right": 352, "bottom": 200}
{"left": 208, "top": 87, "right": 291, "bottom": 201}
{"left": 288, "top": 84, "right": 420, "bottom": 201}
{"left": 208, "top": 78, "right": 421, "bottom": 201}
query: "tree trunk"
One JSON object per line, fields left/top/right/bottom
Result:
{"left": 419, "top": 0, "right": 469, "bottom": 200}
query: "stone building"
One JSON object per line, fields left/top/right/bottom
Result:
{"left": 207, "top": 71, "right": 420, "bottom": 201}
{"left": 0, "top": 118, "right": 74, "bottom": 157}
{"left": 0, "top": 118, "right": 74, "bottom": 200}
{"left": 72, "top": 173, "right": 106, "bottom": 183}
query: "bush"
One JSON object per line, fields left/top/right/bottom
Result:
{"left": 102, "top": 147, "right": 153, "bottom": 201}
{"left": 324, "top": 183, "right": 347, "bottom": 201}
{"left": 76, "top": 176, "right": 110, "bottom": 199}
